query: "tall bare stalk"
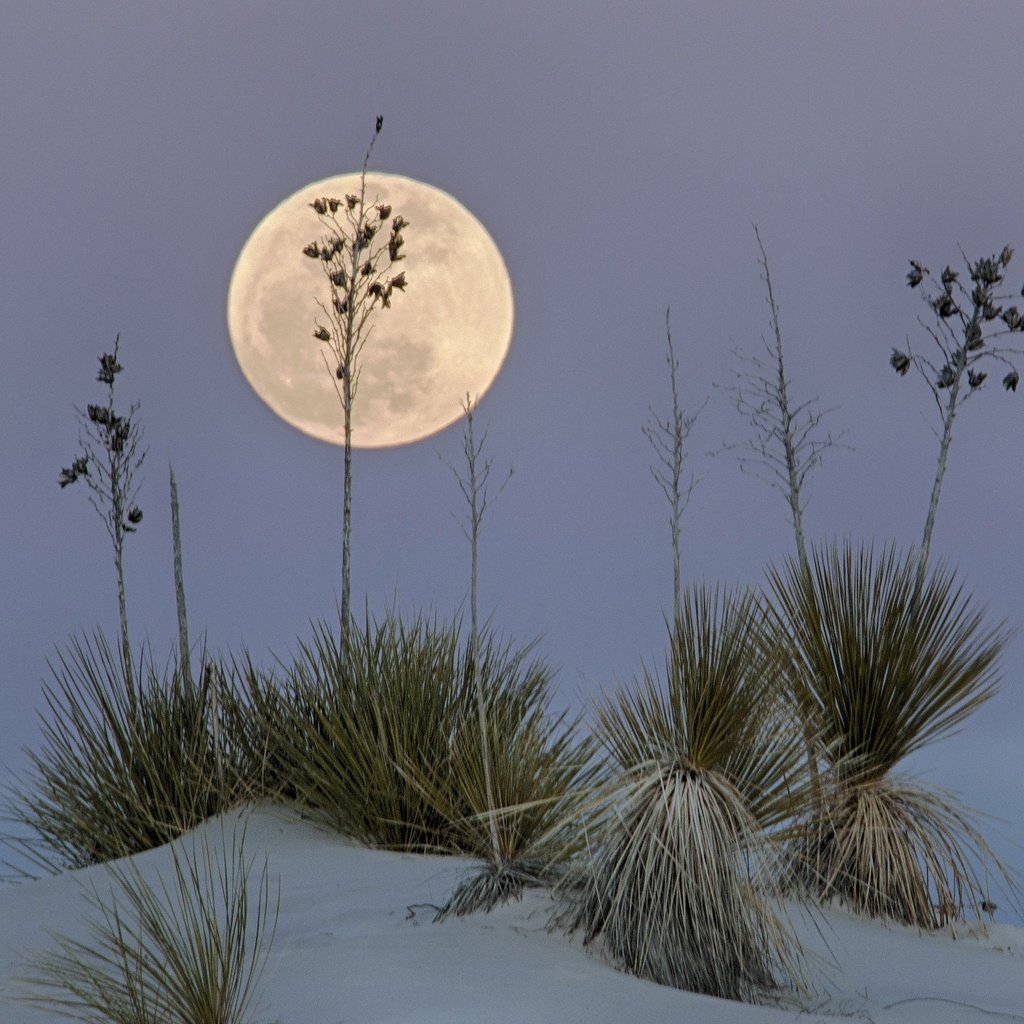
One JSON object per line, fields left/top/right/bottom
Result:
{"left": 892, "top": 246, "right": 1024, "bottom": 592}
{"left": 718, "top": 227, "right": 845, "bottom": 572}
{"left": 59, "top": 336, "right": 146, "bottom": 702}
{"left": 443, "top": 394, "right": 513, "bottom": 867}
{"left": 643, "top": 307, "right": 705, "bottom": 624}
{"left": 169, "top": 465, "right": 192, "bottom": 691}
{"left": 302, "top": 115, "right": 409, "bottom": 649}
{"left": 717, "top": 227, "right": 848, "bottom": 819}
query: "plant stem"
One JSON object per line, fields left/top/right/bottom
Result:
{"left": 169, "top": 464, "right": 192, "bottom": 690}
{"left": 464, "top": 403, "right": 502, "bottom": 866}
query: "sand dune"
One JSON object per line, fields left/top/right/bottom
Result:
{"left": 1, "top": 805, "right": 1020, "bottom": 1024}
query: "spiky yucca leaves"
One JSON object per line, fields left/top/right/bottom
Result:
{"left": 765, "top": 540, "right": 1013, "bottom": 926}
{"left": 7, "top": 633, "right": 239, "bottom": 872}
{"left": 266, "top": 612, "right": 590, "bottom": 869}
{"left": 219, "top": 653, "right": 309, "bottom": 804}
{"left": 21, "top": 822, "right": 277, "bottom": 1024}
{"left": 557, "top": 584, "right": 807, "bottom": 1002}
{"left": 424, "top": 641, "right": 598, "bottom": 918}
{"left": 275, "top": 613, "right": 469, "bottom": 849}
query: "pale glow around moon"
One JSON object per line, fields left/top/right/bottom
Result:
{"left": 227, "top": 173, "right": 514, "bottom": 448}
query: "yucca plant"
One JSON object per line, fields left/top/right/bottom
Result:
{"left": 272, "top": 611, "right": 472, "bottom": 850}
{"left": 6, "top": 632, "right": 239, "bottom": 872}
{"left": 556, "top": 583, "right": 808, "bottom": 1002}
{"left": 20, "top": 821, "right": 277, "bottom": 1024}
{"left": 764, "top": 540, "right": 1015, "bottom": 926}
{"left": 421, "top": 637, "right": 597, "bottom": 918}
{"left": 218, "top": 653, "right": 304, "bottom": 805}
{"left": 253, "top": 609, "right": 593, "bottom": 894}
{"left": 302, "top": 115, "right": 409, "bottom": 647}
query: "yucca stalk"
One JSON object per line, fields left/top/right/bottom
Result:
{"left": 59, "top": 337, "right": 147, "bottom": 702}
{"left": 169, "top": 465, "right": 192, "bottom": 690}
{"left": 556, "top": 584, "right": 807, "bottom": 1001}
{"left": 893, "top": 246, "right": 1024, "bottom": 592}
{"left": 643, "top": 307, "right": 704, "bottom": 624}
{"left": 302, "top": 116, "right": 409, "bottom": 648}
{"left": 436, "top": 394, "right": 520, "bottom": 912}
{"left": 426, "top": 638, "right": 597, "bottom": 918}
{"left": 21, "top": 821, "right": 278, "bottom": 1024}
{"left": 765, "top": 539, "right": 1015, "bottom": 926}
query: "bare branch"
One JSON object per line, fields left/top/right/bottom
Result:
{"left": 713, "top": 226, "right": 848, "bottom": 569}
{"left": 644, "top": 307, "right": 705, "bottom": 622}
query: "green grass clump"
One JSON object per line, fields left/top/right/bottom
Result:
{"left": 555, "top": 584, "right": 807, "bottom": 1002}
{"left": 7, "top": 631, "right": 240, "bottom": 872}
{"left": 419, "top": 636, "right": 598, "bottom": 917}
{"left": 765, "top": 540, "right": 1016, "bottom": 926}
{"left": 236, "top": 612, "right": 593, "bottom": 880}
{"left": 20, "top": 820, "right": 277, "bottom": 1024}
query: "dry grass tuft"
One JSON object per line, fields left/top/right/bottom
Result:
{"left": 20, "top": 821, "right": 277, "bottom": 1024}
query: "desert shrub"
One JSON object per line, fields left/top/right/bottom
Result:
{"left": 251, "top": 612, "right": 592, "bottom": 875}
{"left": 219, "top": 653, "right": 307, "bottom": 804}
{"left": 7, "top": 632, "right": 240, "bottom": 872}
{"left": 765, "top": 539, "right": 1016, "bottom": 926}
{"left": 418, "top": 636, "right": 598, "bottom": 917}
{"left": 21, "top": 819, "right": 277, "bottom": 1024}
{"left": 555, "top": 583, "right": 807, "bottom": 1002}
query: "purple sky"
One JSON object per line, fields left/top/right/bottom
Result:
{"left": 3, "top": 3, "right": 1022, "bottom": 914}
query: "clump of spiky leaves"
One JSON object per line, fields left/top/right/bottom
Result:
{"left": 765, "top": 540, "right": 1015, "bottom": 927}
{"left": 21, "top": 820, "right": 277, "bottom": 1024}
{"left": 270, "top": 612, "right": 469, "bottom": 849}
{"left": 218, "top": 653, "right": 305, "bottom": 805}
{"left": 6, "top": 632, "right": 241, "bottom": 872}
{"left": 258, "top": 611, "right": 592, "bottom": 878}
{"left": 556, "top": 584, "right": 808, "bottom": 1002}
{"left": 425, "top": 637, "right": 597, "bottom": 918}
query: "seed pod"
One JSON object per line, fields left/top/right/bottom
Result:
{"left": 890, "top": 349, "right": 910, "bottom": 375}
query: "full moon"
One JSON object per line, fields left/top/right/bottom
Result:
{"left": 227, "top": 173, "right": 513, "bottom": 448}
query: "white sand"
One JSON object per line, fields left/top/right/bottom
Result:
{"left": 1, "top": 805, "right": 1021, "bottom": 1024}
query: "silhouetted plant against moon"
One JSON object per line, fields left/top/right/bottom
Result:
{"left": 302, "top": 115, "right": 410, "bottom": 646}
{"left": 892, "top": 245, "right": 1024, "bottom": 590}
{"left": 59, "top": 335, "right": 146, "bottom": 698}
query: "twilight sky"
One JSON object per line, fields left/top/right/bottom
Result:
{"left": 2, "top": 2, "right": 1022, "bottom": 911}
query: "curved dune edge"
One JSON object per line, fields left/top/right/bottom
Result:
{"left": 1, "top": 804, "right": 1020, "bottom": 1024}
